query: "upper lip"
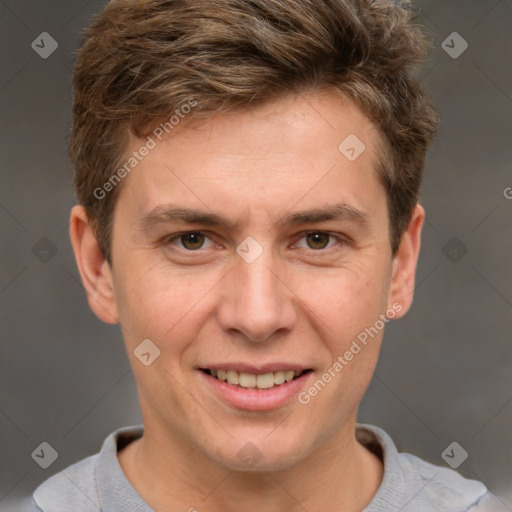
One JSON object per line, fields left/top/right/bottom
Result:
{"left": 198, "top": 363, "right": 312, "bottom": 374}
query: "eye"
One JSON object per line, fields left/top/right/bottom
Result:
{"left": 165, "top": 231, "right": 216, "bottom": 251}
{"left": 294, "top": 231, "right": 342, "bottom": 251}
{"left": 163, "top": 230, "right": 346, "bottom": 255}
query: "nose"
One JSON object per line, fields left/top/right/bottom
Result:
{"left": 216, "top": 248, "right": 297, "bottom": 343}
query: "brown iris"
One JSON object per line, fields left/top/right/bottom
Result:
{"left": 180, "top": 232, "right": 205, "bottom": 250}
{"left": 305, "top": 232, "right": 330, "bottom": 250}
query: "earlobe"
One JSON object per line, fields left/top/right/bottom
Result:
{"left": 387, "top": 204, "right": 425, "bottom": 319}
{"left": 69, "top": 205, "right": 119, "bottom": 324}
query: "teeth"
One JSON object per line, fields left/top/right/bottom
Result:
{"left": 238, "top": 372, "right": 256, "bottom": 387}
{"left": 226, "top": 370, "right": 239, "bottom": 385}
{"left": 274, "top": 371, "right": 285, "bottom": 385}
{"left": 256, "top": 373, "right": 275, "bottom": 389}
{"left": 208, "top": 369, "right": 305, "bottom": 389}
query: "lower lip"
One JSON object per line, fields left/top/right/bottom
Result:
{"left": 198, "top": 370, "right": 313, "bottom": 411}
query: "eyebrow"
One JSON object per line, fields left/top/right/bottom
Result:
{"left": 138, "top": 202, "right": 370, "bottom": 233}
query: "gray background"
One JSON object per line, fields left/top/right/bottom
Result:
{"left": 1, "top": 0, "right": 511, "bottom": 510}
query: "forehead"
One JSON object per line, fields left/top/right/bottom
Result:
{"left": 115, "top": 92, "right": 386, "bottom": 227}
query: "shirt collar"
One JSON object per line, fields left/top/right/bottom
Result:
{"left": 95, "top": 423, "right": 152, "bottom": 512}
{"left": 94, "top": 422, "right": 404, "bottom": 512}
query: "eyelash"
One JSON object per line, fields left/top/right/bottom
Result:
{"left": 162, "top": 230, "right": 348, "bottom": 255}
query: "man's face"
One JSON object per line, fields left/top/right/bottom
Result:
{"left": 97, "top": 92, "right": 408, "bottom": 471}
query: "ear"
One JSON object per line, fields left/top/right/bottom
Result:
{"left": 69, "top": 205, "right": 119, "bottom": 324}
{"left": 387, "top": 203, "right": 424, "bottom": 319}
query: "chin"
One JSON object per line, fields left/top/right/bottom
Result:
{"left": 208, "top": 433, "right": 313, "bottom": 473}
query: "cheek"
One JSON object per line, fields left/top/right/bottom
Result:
{"left": 298, "top": 260, "right": 390, "bottom": 335}
{"left": 113, "top": 262, "right": 210, "bottom": 349}
{"left": 113, "top": 246, "right": 392, "bottom": 356}
{"left": 294, "top": 261, "right": 390, "bottom": 406}
{"left": 298, "top": 270, "right": 385, "bottom": 417}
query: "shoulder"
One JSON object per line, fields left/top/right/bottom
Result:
{"left": 357, "top": 423, "right": 489, "bottom": 512}
{"left": 397, "top": 451, "right": 489, "bottom": 511}
{"left": 32, "top": 452, "right": 101, "bottom": 512}
{"left": 30, "top": 424, "right": 144, "bottom": 512}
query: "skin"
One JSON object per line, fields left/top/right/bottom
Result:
{"left": 70, "top": 91, "right": 424, "bottom": 512}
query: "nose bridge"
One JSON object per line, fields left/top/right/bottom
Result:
{"left": 218, "top": 241, "right": 295, "bottom": 342}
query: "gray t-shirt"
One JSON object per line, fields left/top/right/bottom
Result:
{"left": 26, "top": 423, "right": 491, "bottom": 511}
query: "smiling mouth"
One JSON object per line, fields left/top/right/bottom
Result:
{"left": 200, "top": 368, "right": 313, "bottom": 390}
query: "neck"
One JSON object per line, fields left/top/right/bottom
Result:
{"left": 118, "top": 413, "right": 383, "bottom": 512}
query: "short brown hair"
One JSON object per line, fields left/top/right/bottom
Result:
{"left": 70, "top": 0, "right": 439, "bottom": 263}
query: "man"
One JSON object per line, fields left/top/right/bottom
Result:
{"left": 29, "top": 0, "right": 492, "bottom": 510}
